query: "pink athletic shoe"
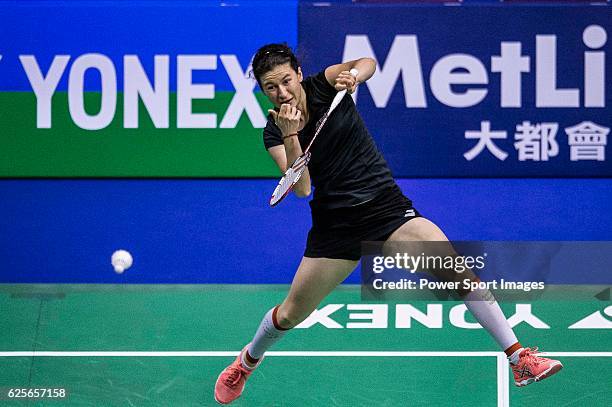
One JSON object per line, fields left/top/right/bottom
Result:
{"left": 512, "top": 347, "right": 563, "bottom": 387}
{"left": 214, "top": 346, "right": 259, "bottom": 404}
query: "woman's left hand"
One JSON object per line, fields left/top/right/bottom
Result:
{"left": 334, "top": 70, "right": 357, "bottom": 94}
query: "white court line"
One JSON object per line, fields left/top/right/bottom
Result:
{"left": 1, "top": 351, "right": 609, "bottom": 407}
{"left": 540, "top": 352, "right": 612, "bottom": 357}
{"left": 497, "top": 354, "right": 510, "bottom": 407}
{"left": 0, "top": 351, "right": 609, "bottom": 357}
{"left": 0, "top": 351, "right": 501, "bottom": 357}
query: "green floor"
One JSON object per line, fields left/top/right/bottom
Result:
{"left": 1, "top": 285, "right": 610, "bottom": 406}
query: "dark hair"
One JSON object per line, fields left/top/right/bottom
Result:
{"left": 251, "top": 43, "right": 299, "bottom": 87}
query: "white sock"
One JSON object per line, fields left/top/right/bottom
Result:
{"left": 463, "top": 288, "right": 518, "bottom": 350}
{"left": 243, "top": 306, "right": 288, "bottom": 369}
{"left": 509, "top": 347, "right": 524, "bottom": 365}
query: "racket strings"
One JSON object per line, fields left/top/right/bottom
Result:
{"left": 278, "top": 170, "right": 295, "bottom": 193}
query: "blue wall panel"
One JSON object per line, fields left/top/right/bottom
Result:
{"left": 1, "top": 179, "right": 610, "bottom": 284}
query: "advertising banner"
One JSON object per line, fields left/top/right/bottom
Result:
{"left": 1, "top": 178, "right": 610, "bottom": 284}
{"left": 299, "top": 4, "right": 611, "bottom": 176}
{"left": 0, "top": 1, "right": 296, "bottom": 177}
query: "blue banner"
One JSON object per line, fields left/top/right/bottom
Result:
{"left": 0, "top": 0, "right": 297, "bottom": 92}
{"left": 1, "top": 179, "right": 610, "bottom": 284}
{"left": 299, "top": 4, "right": 611, "bottom": 176}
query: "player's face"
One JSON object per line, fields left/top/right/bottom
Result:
{"left": 260, "top": 63, "right": 304, "bottom": 109}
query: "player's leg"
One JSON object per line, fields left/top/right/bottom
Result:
{"left": 214, "top": 256, "right": 357, "bottom": 404}
{"left": 280, "top": 257, "right": 358, "bottom": 323}
{"left": 385, "top": 217, "right": 562, "bottom": 385}
{"left": 246, "top": 256, "right": 357, "bottom": 361}
{"left": 386, "top": 216, "right": 448, "bottom": 242}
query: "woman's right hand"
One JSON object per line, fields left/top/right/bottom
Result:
{"left": 268, "top": 104, "right": 301, "bottom": 137}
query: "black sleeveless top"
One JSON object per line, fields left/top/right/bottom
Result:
{"left": 263, "top": 71, "right": 396, "bottom": 210}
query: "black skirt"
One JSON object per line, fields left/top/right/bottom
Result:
{"left": 304, "top": 184, "right": 421, "bottom": 260}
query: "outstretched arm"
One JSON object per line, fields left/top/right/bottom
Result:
{"left": 324, "top": 58, "right": 376, "bottom": 93}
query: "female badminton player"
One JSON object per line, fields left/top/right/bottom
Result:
{"left": 214, "top": 43, "right": 562, "bottom": 404}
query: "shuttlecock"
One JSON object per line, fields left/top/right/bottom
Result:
{"left": 111, "top": 250, "right": 133, "bottom": 274}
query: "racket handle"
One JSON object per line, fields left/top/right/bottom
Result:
{"left": 329, "top": 69, "right": 358, "bottom": 110}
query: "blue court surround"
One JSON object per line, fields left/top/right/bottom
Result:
{"left": 1, "top": 179, "right": 610, "bottom": 283}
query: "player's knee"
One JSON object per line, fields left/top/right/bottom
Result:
{"left": 276, "top": 304, "right": 307, "bottom": 329}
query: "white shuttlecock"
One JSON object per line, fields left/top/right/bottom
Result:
{"left": 111, "top": 250, "right": 133, "bottom": 274}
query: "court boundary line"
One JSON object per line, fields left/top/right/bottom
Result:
{"left": 1, "top": 351, "right": 609, "bottom": 357}
{"left": 2, "top": 351, "right": 609, "bottom": 407}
